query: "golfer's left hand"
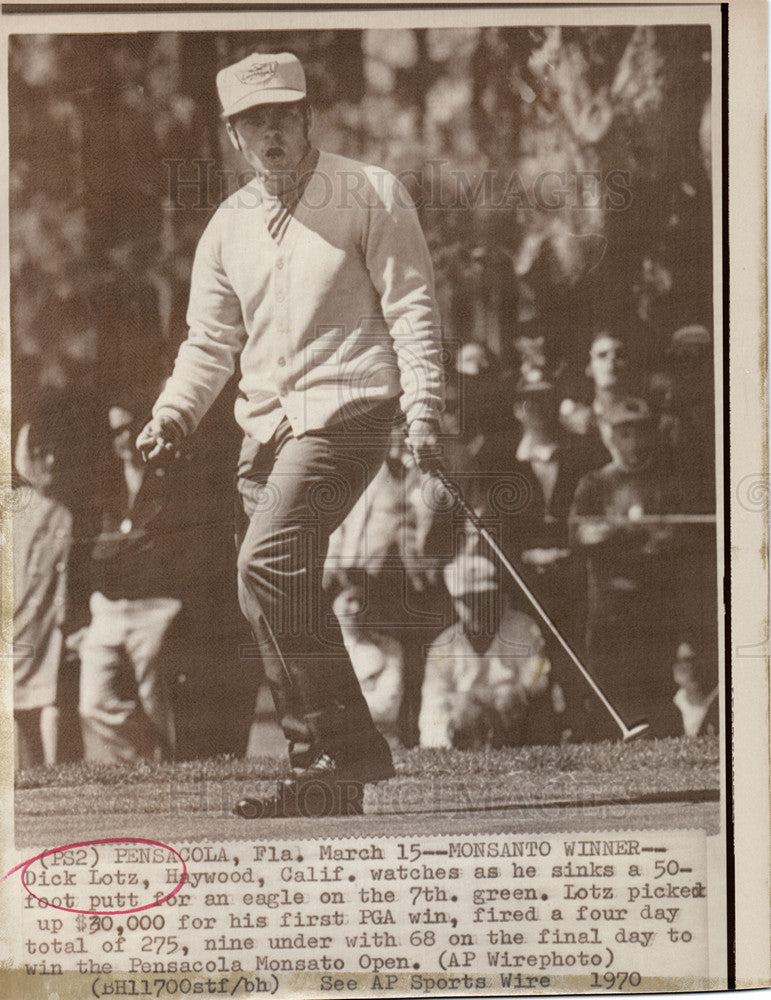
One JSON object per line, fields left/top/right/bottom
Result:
{"left": 406, "top": 419, "right": 443, "bottom": 473}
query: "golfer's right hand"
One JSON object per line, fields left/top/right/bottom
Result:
{"left": 136, "top": 414, "right": 186, "bottom": 463}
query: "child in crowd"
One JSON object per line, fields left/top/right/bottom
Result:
{"left": 13, "top": 413, "right": 73, "bottom": 768}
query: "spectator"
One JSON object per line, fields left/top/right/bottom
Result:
{"left": 514, "top": 375, "right": 595, "bottom": 556}
{"left": 512, "top": 375, "right": 595, "bottom": 738}
{"left": 453, "top": 342, "right": 516, "bottom": 462}
{"left": 559, "top": 331, "right": 634, "bottom": 466}
{"left": 324, "top": 426, "right": 426, "bottom": 594}
{"left": 568, "top": 396, "right": 685, "bottom": 739}
{"left": 12, "top": 413, "right": 73, "bottom": 769}
{"left": 78, "top": 393, "right": 191, "bottom": 762}
{"left": 669, "top": 641, "right": 719, "bottom": 737}
{"left": 419, "top": 554, "right": 558, "bottom": 748}
{"left": 657, "top": 324, "right": 716, "bottom": 513}
{"left": 332, "top": 583, "right": 405, "bottom": 740}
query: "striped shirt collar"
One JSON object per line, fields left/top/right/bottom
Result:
{"left": 257, "top": 145, "right": 320, "bottom": 209}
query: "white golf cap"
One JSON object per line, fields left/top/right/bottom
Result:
{"left": 217, "top": 51, "right": 306, "bottom": 120}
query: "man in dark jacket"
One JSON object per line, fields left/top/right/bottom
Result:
{"left": 569, "top": 397, "right": 685, "bottom": 739}
{"left": 79, "top": 396, "right": 192, "bottom": 762}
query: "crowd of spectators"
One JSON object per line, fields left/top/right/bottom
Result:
{"left": 12, "top": 324, "right": 719, "bottom": 768}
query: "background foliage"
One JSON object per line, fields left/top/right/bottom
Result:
{"left": 10, "top": 26, "right": 712, "bottom": 413}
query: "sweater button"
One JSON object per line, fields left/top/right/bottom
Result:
{"left": 277, "top": 356, "right": 286, "bottom": 367}
{"left": 276, "top": 258, "right": 284, "bottom": 269}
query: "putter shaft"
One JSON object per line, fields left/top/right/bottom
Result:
{"left": 434, "top": 470, "right": 646, "bottom": 741}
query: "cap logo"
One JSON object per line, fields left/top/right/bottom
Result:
{"left": 236, "top": 60, "right": 278, "bottom": 86}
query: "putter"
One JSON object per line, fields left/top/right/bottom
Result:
{"left": 433, "top": 469, "right": 650, "bottom": 742}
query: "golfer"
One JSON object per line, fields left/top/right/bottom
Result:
{"left": 137, "top": 51, "right": 444, "bottom": 817}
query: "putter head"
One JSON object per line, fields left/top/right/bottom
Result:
{"left": 623, "top": 720, "right": 650, "bottom": 742}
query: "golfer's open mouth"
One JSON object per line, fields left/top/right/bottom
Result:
{"left": 265, "top": 146, "right": 285, "bottom": 160}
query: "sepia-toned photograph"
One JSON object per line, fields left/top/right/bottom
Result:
{"left": 1, "top": 2, "right": 765, "bottom": 996}
{"left": 9, "top": 15, "right": 721, "bottom": 831}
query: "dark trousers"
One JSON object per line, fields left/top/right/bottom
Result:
{"left": 236, "top": 405, "right": 395, "bottom": 769}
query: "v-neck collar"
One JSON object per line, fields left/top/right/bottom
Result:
{"left": 258, "top": 146, "right": 320, "bottom": 250}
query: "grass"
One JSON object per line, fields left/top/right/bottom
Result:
{"left": 16, "top": 735, "right": 720, "bottom": 789}
{"left": 15, "top": 736, "right": 719, "bottom": 816}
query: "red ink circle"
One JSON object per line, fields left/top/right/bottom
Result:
{"left": 19, "top": 838, "right": 187, "bottom": 915}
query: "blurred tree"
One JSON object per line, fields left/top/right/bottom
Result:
{"left": 10, "top": 25, "right": 713, "bottom": 397}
